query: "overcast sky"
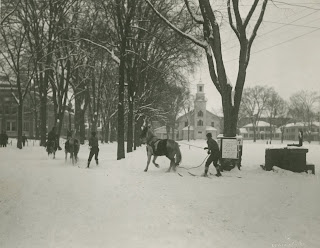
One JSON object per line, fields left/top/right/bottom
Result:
{"left": 189, "top": 0, "right": 320, "bottom": 115}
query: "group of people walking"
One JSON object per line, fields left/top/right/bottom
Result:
{"left": 46, "top": 126, "right": 99, "bottom": 168}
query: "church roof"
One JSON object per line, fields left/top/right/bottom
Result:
{"left": 205, "top": 126, "right": 217, "bottom": 131}
{"left": 177, "top": 109, "right": 221, "bottom": 121}
{"left": 182, "top": 126, "right": 194, "bottom": 131}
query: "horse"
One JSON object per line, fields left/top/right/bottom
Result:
{"left": 65, "top": 135, "right": 80, "bottom": 165}
{"left": 140, "top": 125, "right": 182, "bottom": 172}
{"left": 46, "top": 140, "right": 57, "bottom": 159}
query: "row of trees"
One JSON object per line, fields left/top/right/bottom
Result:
{"left": 239, "top": 86, "right": 320, "bottom": 142}
{"left": 0, "top": 0, "right": 200, "bottom": 157}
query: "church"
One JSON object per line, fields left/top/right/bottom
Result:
{"left": 176, "top": 84, "right": 223, "bottom": 140}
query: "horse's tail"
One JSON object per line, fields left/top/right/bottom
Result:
{"left": 175, "top": 142, "right": 182, "bottom": 166}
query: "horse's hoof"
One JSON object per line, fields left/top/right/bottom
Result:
{"left": 155, "top": 164, "right": 159, "bottom": 168}
{"left": 144, "top": 169, "right": 148, "bottom": 172}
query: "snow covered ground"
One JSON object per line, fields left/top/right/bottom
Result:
{"left": 0, "top": 139, "right": 319, "bottom": 248}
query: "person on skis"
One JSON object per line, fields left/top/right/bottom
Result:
{"left": 87, "top": 131, "right": 99, "bottom": 168}
{"left": 202, "top": 133, "right": 222, "bottom": 177}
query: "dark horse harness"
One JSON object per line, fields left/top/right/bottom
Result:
{"left": 146, "top": 133, "right": 168, "bottom": 157}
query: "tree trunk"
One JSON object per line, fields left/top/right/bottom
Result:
{"left": 79, "top": 109, "right": 86, "bottom": 144}
{"left": 34, "top": 110, "right": 39, "bottom": 139}
{"left": 253, "top": 126, "right": 257, "bottom": 142}
{"left": 127, "top": 99, "right": 134, "bottom": 153}
{"left": 68, "top": 112, "right": 72, "bottom": 131}
{"left": 105, "top": 119, "right": 110, "bottom": 143}
{"left": 222, "top": 100, "right": 238, "bottom": 137}
{"left": 17, "top": 103, "right": 23, "bottom": 149}
{"left": 40, "top": 94, "right": 47, "bottom": 146}
{"left": 117, "top": 56, "right": 125, "bottom": 159}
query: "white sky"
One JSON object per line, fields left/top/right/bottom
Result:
{"left": 189, "top": 0, "right": 320, "bottom": 115}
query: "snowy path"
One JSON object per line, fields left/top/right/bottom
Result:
{"left": 0, "top": 140, "right": 319, "bottom": 248}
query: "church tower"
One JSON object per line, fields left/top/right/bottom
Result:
{"left": 194, "top": 84, "right": 207, "bottom": 139}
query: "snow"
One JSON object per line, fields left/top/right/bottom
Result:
{"left": 0, "top": 139, "right": 319, "bottom": 248}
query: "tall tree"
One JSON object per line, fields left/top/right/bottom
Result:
{"left": 0, "top": 3, "right": 34, "bottom": 149}
{"left": 146, "top": 0, "right": 269, "bottom": 137}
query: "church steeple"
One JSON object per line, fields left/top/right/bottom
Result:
{"left": 195, "top": 83, "right": 205, "bottom": 101}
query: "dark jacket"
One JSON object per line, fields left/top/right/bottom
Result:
{"left": 89, "top": 136, "right": 99, "bottom": 148}
{"left": 48, "top": 131, "right": 57, "bottom": 142}
{"left": 207, "top": 138, "right": 220, "bottom": 158}
{"left": 1, "top": 133, "right": 8, "bottom": 144}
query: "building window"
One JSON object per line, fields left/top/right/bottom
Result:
{"left": 199, "top": 86, "right": 203, "bottom": 92}
{"left": 211, "top": 122, "right": 214, "bottom": 127}
{"left": 198, "top": 131, "right": 202, "bottom": 134}
{"left": 198, "top": 111, "right": 203, "bottom": 117}
{"left": 197, "top": 120, "right": 203, "bottom": 126}
{"left": 6, "top": 121, "right": 16, "bottom": 131}
{"left": 24, "top": 122, "right": 29, "bottom": 132}
{"left": 185, "top": 121, "right": 188, "bottom": 127}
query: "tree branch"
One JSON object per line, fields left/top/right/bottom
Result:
{"left": 243, "top": 0, "right": 259, "bottom": 27}
{"left": 248, "top": 0, "right": 269, "bottom": 59}
{"left": 145, "top": 0, "right": 207, "bottom": 49}
{"left": 184, "top": 0, "right": 204, "bottom": 24}
{"left": 80, "top": 38, "right": 120, "bottom": 64}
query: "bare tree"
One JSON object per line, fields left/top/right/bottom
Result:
{"left": 0, "top": 9, "right": 34, "bottom": 149}
{"left": 289, "top": 90, "right": 320, "bottom": 142}
{"left": 146, "top": 0, "right": 269, "bottom": 137}
{"left": 265, "top": 88, "right": 287, "bottom": 141}
{"left": 240, "top": 86, "right": 270, "bottom": 142}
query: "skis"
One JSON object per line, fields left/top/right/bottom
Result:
{"left": 188, "top": 171, "right": 212, "bottom": 178}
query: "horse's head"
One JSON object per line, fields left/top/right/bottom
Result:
{"left": 140, "top": 125, "right": 149, "bottom": 144}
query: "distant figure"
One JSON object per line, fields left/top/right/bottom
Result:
{"left": 46, "top": 127, "right": 59, "bottom": 158}
{"left": 202, "top": 133, "right": 221, "bottom": 177}
{"left": 65, "top": 130, "right": 80, "bottom": 165}
{"left": 22, "top": 133, "right": 27, "bottom": 147}
{"left": 0, "top": 130, "right": 9, "bottom": 147}
{"left": 288, "top": 129, "right": 303, "bottom": 147}
{"left": 298, "top": 130, "right": 303, "bottom": 146}
{"left": 87, "top": 131, "right": 99, "bottom": 168}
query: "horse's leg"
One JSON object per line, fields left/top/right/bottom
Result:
{"left": 144, "top": 154, "right": 152, "bottom": 172}
{"left": 166, "top": 158, "right": 176, "bottom": 172}
{"left": 65, "top": 151, "right": 67, "bottom": 161}
{"left": 144, "top": 147, "right": 153, "bottom": 172}
{"left": 152, "top": 156, "right": 159, "bottom": 168}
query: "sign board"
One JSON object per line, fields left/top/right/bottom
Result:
{"left": 221, "top": 138, "right": 238, "bottom": 159}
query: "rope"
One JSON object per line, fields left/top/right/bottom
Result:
{"left": 178, "top": 154, "right": 210, "bottom": 170}
{"left": 178, "top": 142, "right": 205, "bottom": 149}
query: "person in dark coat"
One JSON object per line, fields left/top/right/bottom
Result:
{"left": 298, "top": 129, "right": 303, "bottom": 146}
{"left": 202, "top": 133, "right": 221, "bottom": 177}
{"left": 0, "top": 130, "right": 4, "bottom": 147}
{"left": 87, "top": 131, "right": 99, "bottom": 168}
{"left": 288, "top": 129, "right": 303, "bottom": 147}
{"left": 0, "top": 130, "right": 8, "bottom": 147}
{"left": 22, "top": 133, "right": 27, "bottom": 147}
{"left": 47, "top": 127, "right": 59, "bottom": 150}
